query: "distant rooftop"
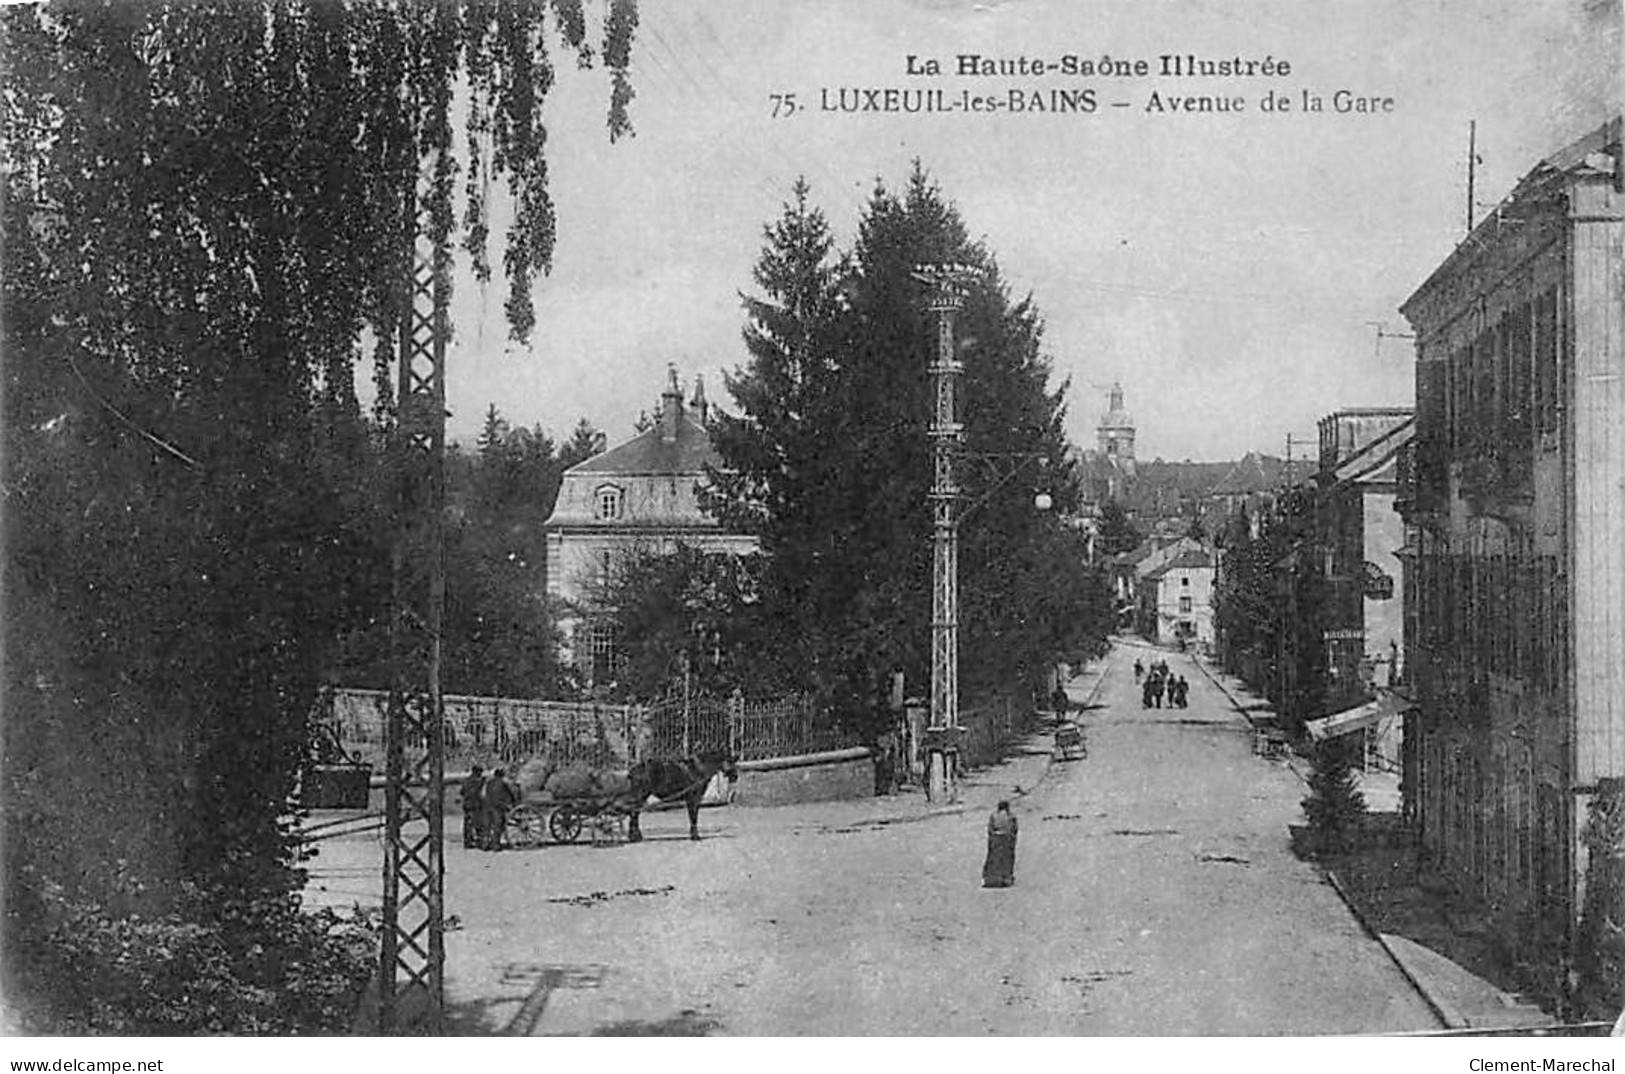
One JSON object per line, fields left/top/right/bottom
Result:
{"left": 1144, "top": 548, "right": 1215, "bottom": 578}
{"left": 568, "top": 413, "right": 717, "bottom": 475}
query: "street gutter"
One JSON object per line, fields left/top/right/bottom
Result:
{"left": 1185, "top": 655, "right": 1551, "bottom": 1033}
{"left": 1324, "top": 870, "right": 1458, "bottom": 1030}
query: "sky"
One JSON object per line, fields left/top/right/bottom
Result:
{"left": 440, "top": 0, "right": 1621, "bottom": 462}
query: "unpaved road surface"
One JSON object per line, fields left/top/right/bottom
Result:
{"left": 307, "top": 642, "right": 1437, "bottom": 1035}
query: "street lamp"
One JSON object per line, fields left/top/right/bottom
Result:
{"left": 912, "top": 265, "right": 1057, "bottom": 805}
{"left": 911, "top": 262, "right": 980, "bottom": 804}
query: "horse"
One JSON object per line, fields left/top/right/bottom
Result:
{"left": 625, "top": 748, "right": 738, "bottom": 842}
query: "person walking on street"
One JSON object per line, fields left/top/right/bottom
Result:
{"left": 482, "top": 766, "right": 516, "bottom": 851}
{"left": 1177, "top": 675, "right": 1190, "bottom": 707}
{"left": 1151, "top": 672, "right": 1165, "bottom": 709}
{"left": 1051, "top": 683, "right": 1069, "bottom": 719}
{"left": 982, "top": 800, "right": 1019, "bottom": 888}
{"left": 460, "top": 764, "right": 486, "bottom": 849}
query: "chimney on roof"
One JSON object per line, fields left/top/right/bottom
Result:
{"left": 691, "top": 374, "right": 709, "bottom": 426}
{"left": 661, "top": 364, "right": 682, "bottom": 443}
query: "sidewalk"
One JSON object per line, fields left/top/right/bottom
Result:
{"left": 1189, "top": 650, "right": 1557, "bottom": 1033}
{"left": 773, "top": 660, "right": 1113, "bottom": 837}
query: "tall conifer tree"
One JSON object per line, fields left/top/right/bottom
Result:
{"left": 708, "top": 167, "right": 1107, "bottom": 718}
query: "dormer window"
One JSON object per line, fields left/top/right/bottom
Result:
{"left": 595, "top": 484, "right": 624, "bottom": 521}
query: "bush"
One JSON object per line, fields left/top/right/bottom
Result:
{"left": 1302, "top": 738, "right": 1366, "bottom": 856}
{"left": 1574, "top": 778, "right": 1624, "bottom": 1021}
{"left": 25, "top": 880, "right": 377, "bottom": 1035}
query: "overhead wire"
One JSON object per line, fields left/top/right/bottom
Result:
{"left": 640, "top": 6, "right": 864, "bottom": 226}
{"left": 663, "top": 8, "right": 861, "bottom": 221}
{"left": 63, "top": 349, "right": 204, "bottom": 470}
{"left": 633, "top": 23, "right": 788, "bottom": 207}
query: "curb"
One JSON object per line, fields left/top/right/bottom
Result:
{"left": 1324, "top": 869, "right": 1459, "bottom": 1030}
{"left": 1076, "top": 660, "right": 1111, "bottom": 710}
{"left": 1192, "top": 657, "right": 1465, "bottom": 1030}
{"left": 1187, "top": 654, "right": 1256, "bottom": 727}
{"left": 1189, "top": 656, "right": 1310, "bottom": 785}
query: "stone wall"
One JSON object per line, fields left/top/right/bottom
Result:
{"left": 730, "top": 747, "right": 875, "bottom": 807}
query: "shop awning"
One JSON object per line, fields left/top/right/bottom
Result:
{"left": 1305, "top": 692, "right": 1409, "bottom": 742}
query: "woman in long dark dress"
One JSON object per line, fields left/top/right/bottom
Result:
{"left": 982, "top": 800, "right": 1018, "bottom": 888}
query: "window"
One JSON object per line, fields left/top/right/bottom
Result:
{"left": 1456, "top": 346, "right": 1482, "bottom": 454}
{"left": 599, "top": 550, "right": 614, "bottom": 590}
{"left": 1179, "top": 595, "right": 1193, "bottom": 614}
{"left": 1534, "top": 289, "right": 1559, "bottom": 438}
{"left": 1181, "top": 576, "right": 1190, "bottom": 587}
{"left": 588, "top": 619, "right": 620, "bottom": 685}
{"left": 1473, "top": 334, "right": 1495, "bottom": 455}
{"left": 595, "top": 484, "right": 623, "bottom": 520}
{"left": 1506, "top": 305, "right": 1532, "bottom": 448}
{"left": 1414, "top": 359, "right": 1449, "bottom": 512}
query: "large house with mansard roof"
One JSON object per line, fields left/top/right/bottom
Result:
{"left": 543, "top": 366, "right": 758, "bottom": 686}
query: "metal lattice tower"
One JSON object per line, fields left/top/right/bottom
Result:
{"left": 381, "top": 160, "right": 449, "bottom": 1034}
{"left": 912, "top": 263, "right": 982, "bottom": 804}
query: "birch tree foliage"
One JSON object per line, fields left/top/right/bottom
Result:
{"left": 3, "top": 0, "right": 639, "bottom": 364}
{"left": 0, "top": 0, "right": 639, "bottom": 920}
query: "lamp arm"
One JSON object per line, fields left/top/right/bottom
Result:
{"left": 959, "top": 453, "right": 1047, "bottom": 522}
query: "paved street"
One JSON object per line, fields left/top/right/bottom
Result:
{"left": 307, "top": 641, "right": 1439, "bottom": 1035}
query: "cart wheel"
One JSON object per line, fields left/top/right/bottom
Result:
{"left": 508, "top": 805, "right": 546, "bottom": 848}
{"left": 549, "top": 806, "right": 584, "bottom": 844}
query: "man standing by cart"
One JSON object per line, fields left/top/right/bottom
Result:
{"left": 460, "top": 764, "right": 487, "bottom": 849}
{"left": 482, "top": 766, "right": 516, "bottom": 851}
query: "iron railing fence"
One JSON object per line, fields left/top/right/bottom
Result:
{"left": 641, "top": 691, "right": 733, "bottom": 758}
{"left": 320, "top": 688, "right": 641, "bottom": 772}
{"left": 733, "top": 693, "right": 861, "bottom": 761}
{"left": 630, "top": 690, "right": 866, "bottom": 762}
{"left": 320, "top": 686, "right": 867, "bottom": 771}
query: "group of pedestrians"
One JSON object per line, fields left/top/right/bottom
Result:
{"left": 459, "top": 764, "right": 517, "bottom": 851}
{"left": 1134, "top": 657, "right": 1190, "bottom": 709}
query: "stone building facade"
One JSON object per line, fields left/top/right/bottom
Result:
{"left": 1315, "top": 412, "right": 1412, "bottom": 691}
{"left": 543, "top": 368, "right": 757, "bottom": 686}
{"left": 1310, "top": 408, "right": 1412, "bottom": 770}
{"left": 1397, "top": 117, "right": 1622, "bottom": 975}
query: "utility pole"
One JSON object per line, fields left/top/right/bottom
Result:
{"left": 912, "top": 262, "right": 981, "bottom": 805}
{"left": 1466, "top": 119, "right": 1477, "bottom": 237}
{"left": 1364, "top": 321, "right": 1417, "bottom": 362}
{"left": 381, "top": 118, "right": 449, "bottom": 1032}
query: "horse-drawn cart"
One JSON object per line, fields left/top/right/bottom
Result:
{"left": 501, "top": 750, "right": 739, "bottom": 848}
{"left": 504, "top": 763, "right": 639, "bottom": 847}
{"left": 507, "top": 790, "right": 631, "bottom": 847}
